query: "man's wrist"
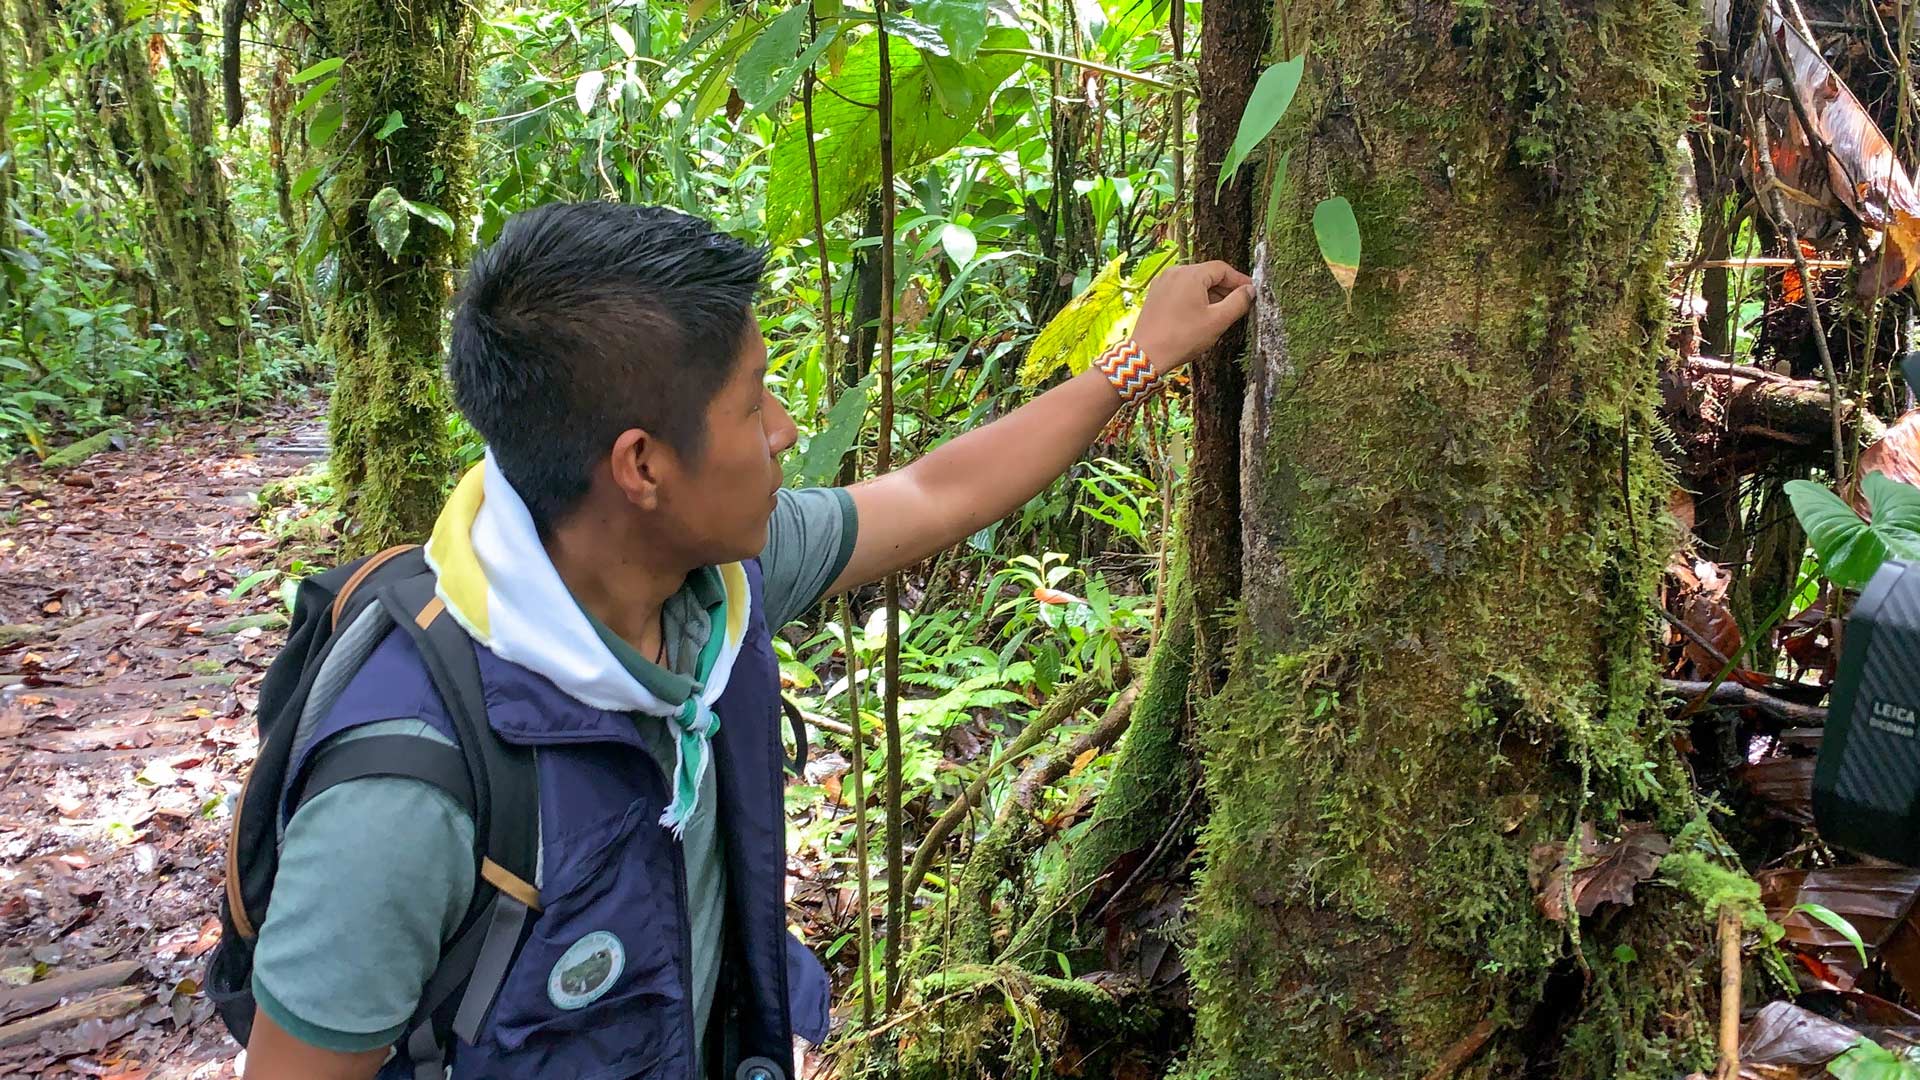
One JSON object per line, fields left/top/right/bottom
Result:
{"left": 1093, "top": 337, "right": 1161, "bottom": 405}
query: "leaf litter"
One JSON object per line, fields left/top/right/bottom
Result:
{"left": 0, "top": 402, "right": 324, "bottom": 1079}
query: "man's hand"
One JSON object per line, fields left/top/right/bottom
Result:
{"left": 825, "top": 260, "right": 1253, "bottom": 597}
{"left": 1132, "top": 260, "right": 1255, "bottom": 375}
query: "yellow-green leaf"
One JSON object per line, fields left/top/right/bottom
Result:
{"left": 1019, "top": 246, "right": 1176, "bottom": 385}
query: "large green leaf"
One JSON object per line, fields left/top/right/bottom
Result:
{"left": 1217, "top": 55, "right": 1303, "bottom": 194}
{"left": 763, "top": 27, "right": 1027, "bottom": 244}
{"left": 291, "top": 57, "right": 343, "bottom": 83}
{"left": 407, "top": 199, "right": 456, "bottom": 237}
{"left": 939, "top": 222, "right": 976, "bottom": 268}
{"left": 1018, "top": 247, "right": 1176, "bottom": 385}
{"left": 1828, "top": 1037, "right": 1920, "bottom": 1080}
{"left": 741, "top": 27, "right": 841, "bottom": 121}
{"left": 735, "top": 5, "right": 808, "bottom": 106}
{"left": 290, "top": 164, "right": 325, "bottom": 202}
{"left": 575, "top": 69, "right": 607, "bottom": 115}
{"left": 1786, "top": 472, "right": 1920, "bottom": 589}
{"left": 786, "top": 375, "right": 874, "bottom": 487}
{"left": 306, "top": 99, "right": 345, "bottom": 147}
{"left": 290, "top": 77, "right": 337, "bottom": 118}
{"left": 368, "top": 187, "right": 412, "bottom": 260}
{"left": 916, "top": 0, "right": 988, "bottom": 61}
{"left": 881, "top": 15, "right": 951, "bottom": 56}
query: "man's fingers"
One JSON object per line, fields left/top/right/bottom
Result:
{"left": 1190, "top": 260, "right": 1253, "bottom": 292}
{"left": 1206, "top": 283, "right": 1254, "bottom": 330}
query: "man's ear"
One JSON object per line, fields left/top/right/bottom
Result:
{"left": 608, "top": 427, "right": 664, "bottom": 511}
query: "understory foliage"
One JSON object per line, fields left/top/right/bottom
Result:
{"left": 12, "top": 0, "right": 1920, "bottom": 1075}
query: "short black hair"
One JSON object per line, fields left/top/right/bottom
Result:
{"left": 448, "top": 202, "right": 767, "bottom": 533}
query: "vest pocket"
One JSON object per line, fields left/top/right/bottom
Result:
{"left": 471, "top": 802, "right": 689, "bottom": 1079}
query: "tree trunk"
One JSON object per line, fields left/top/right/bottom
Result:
{"left": 1186, "top": 3, "right": 1717, "bottom": 1077}
{"left": 172, "top": 25, "right": 244, "bottom": 359}
{"left": 0, "top": 10, "right": 15, "bottom": 264}
{"left": 314, "top": 0, "right": 472, "bottom": 550}
{"left": 101, "top": 0, "right": 244, "bottom": 369}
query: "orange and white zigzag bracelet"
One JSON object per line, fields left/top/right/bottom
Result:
{"left": 1095, "top": 338, "right": 1158, "bottom": 405}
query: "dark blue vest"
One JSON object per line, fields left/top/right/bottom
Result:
{"left": 285, "top": 561, "right": 829, "bottom": 1078}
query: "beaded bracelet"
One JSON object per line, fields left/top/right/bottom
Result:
{"left": 1095, "top": 338, "right": 1159, "bottom": 405}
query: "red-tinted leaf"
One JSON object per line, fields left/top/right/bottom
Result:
{"left": 1759, "top": 866, "right": 1920, "bottom": 977}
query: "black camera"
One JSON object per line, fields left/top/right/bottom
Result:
{"left": 1813, "top": 559, "right": 1920, "bottom": 864}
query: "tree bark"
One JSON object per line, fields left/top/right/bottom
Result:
{"left": 315, "top": 0, "right": 472, "bottom": 549}
{"left": 100, "top": 0, "right": 244, "bottom": 369}
{"left": 1185, "top": 0, "right": 1264, "bottom": 684}
{"left": 1186, "top": 3, "right": 1717, "bottom": 1077}
{"left": 0, "top": 9, "right": 14, "bottom": 264}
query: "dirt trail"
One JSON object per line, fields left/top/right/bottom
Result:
{"left": 0, "top": 402, "right": 325, "bottom": 1079}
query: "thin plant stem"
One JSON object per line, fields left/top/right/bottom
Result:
{"left": 873, "top": 0, "right": 906, "bottom": 1017}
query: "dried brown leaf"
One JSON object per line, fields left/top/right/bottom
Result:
{"left": 1851, "top": 412, "right": 1920, "bottom": 514}
{"left": 1737, "top": 1001, "right": 1863, "bottom": 1075}
{"left": 1734, "top": 755, "right": 1816, "bottom": 826}
{"left": 1531, "top": 823, "right": 1671, "bottom": 922}
{"left": 1757, "top": 18, "right": 1920, "bottom": 298}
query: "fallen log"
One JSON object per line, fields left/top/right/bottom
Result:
{"left": 1670, "top": 356, "right": 1886, "bottom": 458}
{"left": 1663, "top": 678, "right": 1829, "bottom": 724}
{"left": 0, "top": 961, "right": 144, "bottom": 1025}
{"left": 0, "top": 986, "right": 148, "bottom": 1048}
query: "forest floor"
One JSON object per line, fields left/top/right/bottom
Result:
{"left": 0, "top": 397, "right": 339, "bottom": 1079}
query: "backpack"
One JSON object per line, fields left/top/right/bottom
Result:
{"left": 204, "top": 544, "right": 542, "bottom": 1073}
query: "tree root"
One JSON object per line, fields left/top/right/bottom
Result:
{"left": 876, "top": 964, "right": 1160, "bottom": 1080}
{"left": 996, "top": 596, "right": 1195, "bottom": 965}
{"left": 901, "top": 672, "right": 1111, "bottom": 906}
{"left": 948, "top": 681, "right": 1142, "bottom": 964}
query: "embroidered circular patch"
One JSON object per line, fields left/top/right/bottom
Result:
{"left": 548, "top": 931, "right": 625, "bottom": 1010}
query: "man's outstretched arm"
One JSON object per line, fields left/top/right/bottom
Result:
{"left": 827, "top": 261, "right": 1253, "bottom": 598}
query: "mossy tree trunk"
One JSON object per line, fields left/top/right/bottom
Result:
{"left": 101, "top": 0, "right": 245, "bottom": 370}
{"left": 0, "top": 11, "right": 16, "bottom": 264}
{"left": 312, "top": 0, "right": 471, "bottom": 550}
{"left": 1183, "top": 2, "right": 1716, "bottom": 1077}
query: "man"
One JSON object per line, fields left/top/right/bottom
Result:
{"left": 242, "top": 202, "right": 1251, "bottom": 1079}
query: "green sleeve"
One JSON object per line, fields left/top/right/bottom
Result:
{"left": 249, "top": 720, "right": 477, "bottom": 1052}
{"left": 760, "top": 486, "right": 858, "bottom": 629}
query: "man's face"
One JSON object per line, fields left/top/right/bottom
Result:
{"left": 655, "top": 329, "right": 796, "bottom": 563}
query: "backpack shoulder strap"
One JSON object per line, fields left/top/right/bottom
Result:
{"left": 377, "top": 573, "right": 541, "bottom": 1076}
{"left": 292, "top": 735, "right": 474, "bottom": 817}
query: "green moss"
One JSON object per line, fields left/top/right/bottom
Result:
{"left": 882, "top": 965, "right": 1157, "bottom": 1080}
{"left": 1182, "top": 1, "right": 1714, "bottom": 1076}
{"left": 101, "top": 0, "right": 243, "bottom": 369}
{"left": 315, "top": 0, "right": 471, "bottom": 549}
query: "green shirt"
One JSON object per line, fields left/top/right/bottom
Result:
{"left": 251, "top": 486, "right": 856, "bottom": 1060}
